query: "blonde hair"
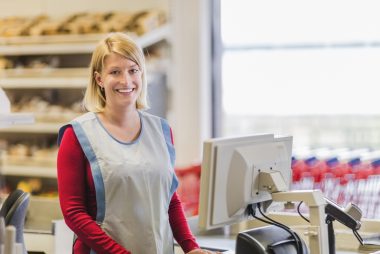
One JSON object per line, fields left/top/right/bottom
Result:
{"left": 83, "top": 32, "right": 149, "bottom": 112}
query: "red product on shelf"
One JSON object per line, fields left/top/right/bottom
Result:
{"left": 352, "top": 163, "right": 374, "bottom": 180}
{"left": 309, "top": 160, "right": 329, "bottom": 184}
{"left": 291, "top": 159, "right": 309, "bottom": 182}
{"left": 330, "top": 162, "right": 352, "bottom": 178}
{"left": 175, "top": 164, "right": 201, "bottom": 216}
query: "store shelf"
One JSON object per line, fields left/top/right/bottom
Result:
{"left": 138, "top": 24, "right": 171, "bottom": 48}
{"left": 0, "top": 77, "right": 87, "bottom": 89}
{"left": 0, "top": 33, "right": 105, "bottom": 45}
{"left": 0, "top": 24, "right": 170, "bottom": 56}
{"left": 0, "top": 122, "right": 62, "bottom": 134}
{"left": 0, "top": 42, "right": 96, "bottom": 56}
{"left": 0, "top": 112, "right": 35, "bottom": 128}
{"left": 0, "top": 165, "right": 56, "bottom": 178}
{"left": 0, "top": 68, "right": 88, "bottom": 88}
{"left": 0, "top": 68, "right": 88, "bottom": 77}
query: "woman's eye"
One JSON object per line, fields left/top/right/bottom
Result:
{"left": 130, "top": 69, "right": 139, "bottom": 74}
{"left": 110, "top": 70, "right": 120, "bottom": 75}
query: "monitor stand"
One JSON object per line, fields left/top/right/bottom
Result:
{"left": 272, "top": 190, "right": 329, "bottom": 254}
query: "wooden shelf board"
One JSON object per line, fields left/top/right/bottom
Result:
{"left": 0, "top": 77, "right": 87, "bottom": 88}
{"left": 0, "top": 165, "right": 56, "bottom": 178}
{"left": 0, "top": 122, "right": 62, "bottom": 134}
{"left": 0, "top": 113, "right": 35, "bottom": 128}
{"left": 0, "top": 25, "right": 170, "bottom": 55}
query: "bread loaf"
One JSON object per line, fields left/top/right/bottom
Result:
{"left": 98, "top": 12, "right": 132, "bottom": 33}
{"left": 128, "top": 10, "right": 166, "bottom": 35}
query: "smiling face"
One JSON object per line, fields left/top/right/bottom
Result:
{"left": 95, "top": 53, "right": 142, "bottom": 111}
{"left": 83, "top": 32, "right": 149, "bottom": 113}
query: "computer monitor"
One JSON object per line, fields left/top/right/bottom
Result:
{"left": 198, "top": 133, "right": 293, "bottom": 230}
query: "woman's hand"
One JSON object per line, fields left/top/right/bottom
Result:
{"left": 186, "top": 249, "right": 222, "bottom": 254}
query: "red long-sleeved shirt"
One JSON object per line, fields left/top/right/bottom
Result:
{"left": 57, "top": 126, "right": 199, "bottom": 253}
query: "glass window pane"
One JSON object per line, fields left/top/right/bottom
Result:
{"left": 222, "top": 47, "right": 380, "bottom": 116}
{"left": 220, "top": 0, "right": 380, "bottom": 149}
{"left": 221, "top": 0, "right": 380, "bottom": 46}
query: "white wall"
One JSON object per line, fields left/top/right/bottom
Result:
{"left": 169, "top": 0, "right": 212, "bottom": 166}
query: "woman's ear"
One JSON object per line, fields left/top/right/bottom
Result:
{"left": 94, "top": 71, "right": 102, "bottom": 86}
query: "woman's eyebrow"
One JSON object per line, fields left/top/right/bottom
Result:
{"left": 129, "top": 63, "right": 139, "bottom": 68}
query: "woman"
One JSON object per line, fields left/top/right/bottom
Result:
{"left": 57, "top": 32, "right": 218, "bottom": 254}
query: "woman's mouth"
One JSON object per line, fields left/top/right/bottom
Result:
{"left": 116, "top": 88, "right": 134, "bottom": 93}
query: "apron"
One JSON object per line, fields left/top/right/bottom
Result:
{"left": 58, "top": 111, "right": 178, "bottom": 254}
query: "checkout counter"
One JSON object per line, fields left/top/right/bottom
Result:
{"left": 4, "top": 170, "right": 380, "bottom": 254}
{"left": 22, "top": 211, "right": 380, "bottom": 254}
{"left": 23, "top": 197, "right": 70, "bottom": 254}
{"left": 173, "top": 215, "right": 380, "bottom": 254}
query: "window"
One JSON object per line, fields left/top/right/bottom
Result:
{"left": 218, "top": 0, "right": 380, "bottom": 149}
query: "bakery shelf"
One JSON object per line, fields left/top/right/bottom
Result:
{"left": 0, "top": 33, "right": 104, "bottom": 45}
{"left": 0, "top": 165, "right": 56, "bottom": 178}
{"left": 0, "top": 68, "right": 88, "bottom": 88}
{"left": 0, "top": 76, "right": 87, "bottom": 89}
{"left": 0, "top": 42, "right": 96, "bottom": 56}
{"left": 0, "top": 68, "right": 88, "bottom": 78}
{"left": 0, "top": 122, "right": 62, "bottom": 134}
{"left": 137, "top": 24, "right": 171, "bottom": 48}
{"left": 0, "top": 77, "right": 87, "bottom": 89}
{"left": 0, "top": 24, "right": 170, "bottom": 56}
{"left": 0, "top": 113, "right": 35, "bottom": 128}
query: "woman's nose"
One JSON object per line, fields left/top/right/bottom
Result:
{"left": 121, "top": 72, "right": 132, "bottom": 84}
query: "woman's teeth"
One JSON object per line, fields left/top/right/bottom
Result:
{"left": 117, "top": 88, "right": 134, "bottom": 93}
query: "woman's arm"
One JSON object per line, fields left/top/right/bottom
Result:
{"left": 168, "top": 127, "right": 220, "bottom": 254}
{"left": 57, "top": 126, "right": 129, "bottom": 254}
{"left": 167, "top": 126, "right": 199, "bottom": 252}
{"left": 169, "top": 192, "right": 199, "bottom": 253}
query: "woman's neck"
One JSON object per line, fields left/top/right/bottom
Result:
{"left": 98, "top": 107, "right": 141, "bottom": 142}
{"left": 102, "top": 107, "right": 139, "bottom": 127}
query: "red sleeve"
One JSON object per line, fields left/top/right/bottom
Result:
{"left": 169, "top": 192, "right": 200, "bottom": 253}
{"left": 57, "top": 126, "right": 130, "bottom": 254}
{"left": 168, "top": 127, "right": 200, "bottom": 253}
{"left": 170, "top": 128, "right": 175, "bottom": 144}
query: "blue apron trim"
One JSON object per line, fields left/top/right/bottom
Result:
{"left": 160, "top": 118, "right": 178, "bottom": 200}
{"left": 71, "top": 121, "right": 106, "bottom": 223}
{"left": 160, "top": 118, "right": 176, "bottom": 168}
{"left": 169, "top": 173, "right": 179, "bottom": 199}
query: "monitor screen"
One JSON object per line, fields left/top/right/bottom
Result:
{"left": 198, "top": 134, "right": 293, "bottom": 230}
